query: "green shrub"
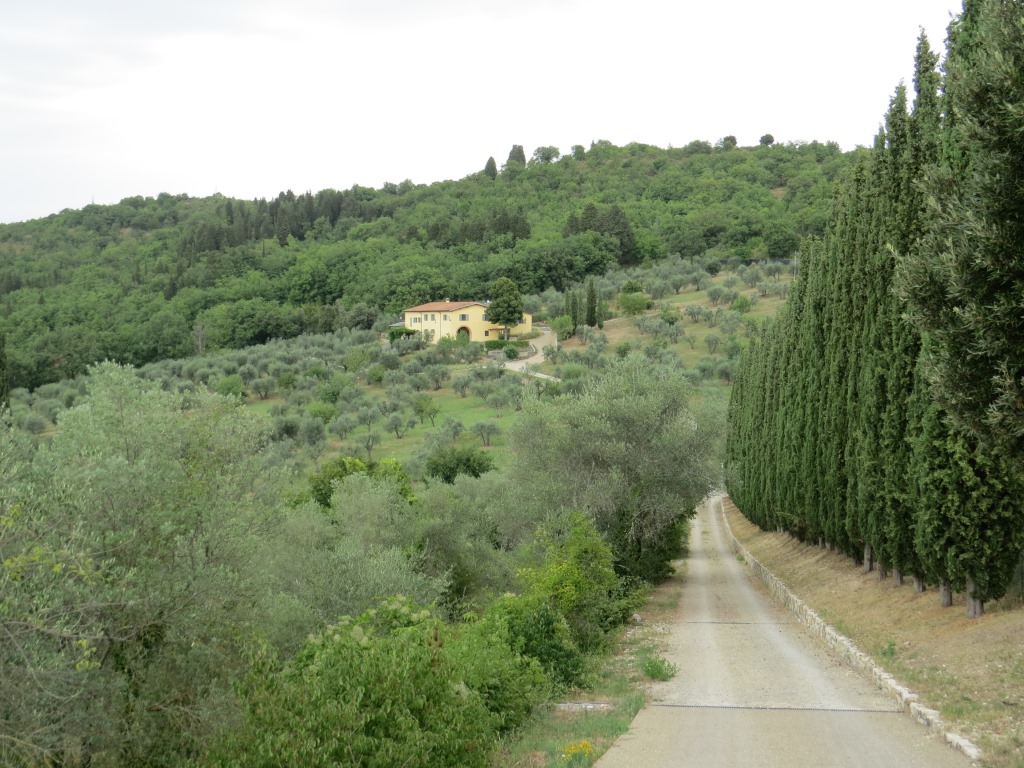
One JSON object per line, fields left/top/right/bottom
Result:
{"left": 306, "top": 400, "right": 336, "bottom": 424}
{"left": 272, "top": 415, "right": 301, "bottom": 441}
{"left": 317, "top": 373, "right": 355, "bottom": 404}
{"left": 519, "top": 513, "right": 623, "bottom": 653}
{"left": 504, "top": 346, "right": 519, "bottom": 360}
{"left": 558, "top": 363, "right": 588, "bottom": 381}
{"left": 309, "top": 455, "right": 369, "bottom": 507}
{"left": 33, "top": 398, "right": 65, "bottom": 423}
{"left": 296, "top": 416, "right": 325, "bottom": 447}
{"left": 551, "top": 315, "right": 574, "bottom": 340}
{"left": 20, "top": 413, "right": 47, "bottom": 435}
{"left": 277, "top": 371, "right": 297, "bottom": 391}
{"left": 445, "top": 615, "right": 550, "bottom": 732}
{"left": 309, "top": 456, "right": 414, "bottom": 508}
{"left": 618, "top": 291, "right": 650, "bottom": 316}
{"left": 199, "top": 599, "right": 498, "bottom": 768}
{"left": 212, "top": 376, "right": 244, "bottom": 399}
{"left": 641, "top": 655, "right": 677, "bottom": 681}
{"left": 487, "top": 594, "right": 585, "bottom": 689}
{"left": 251, "top": 377, "right": 275, "bottom": 399}
{"left": 731, "top": 294, "right": 755, "bottom": 313}
{"left": 425, "top": 445, "right": 495, "bottom": 484}
{"left": 389, "top": 326, "right": 418, "bottom": 343}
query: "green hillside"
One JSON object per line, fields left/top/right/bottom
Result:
{"left": 0, "top": 139, "right": 852, "bottom": 389}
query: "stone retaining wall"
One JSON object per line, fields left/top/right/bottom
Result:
{"left": 718, "top": 497, "right": 982, "bottom": 763}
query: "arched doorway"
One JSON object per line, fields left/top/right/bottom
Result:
{"left": 456, "top": 327, "right": 471, "bottom": 341}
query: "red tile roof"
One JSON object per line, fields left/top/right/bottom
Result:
{"left": 403, "top": 301, "right": 484, "bottom": 312}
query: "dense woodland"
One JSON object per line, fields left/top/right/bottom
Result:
{"left": 727, "top": 0, "right": 1024, "bottom": 619}
{"left": 0, "top": 138, "right": 849, "bottom": 389}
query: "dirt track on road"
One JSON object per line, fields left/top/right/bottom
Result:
{"left": 594, "top": 497, "right": 971, "bottom": 768}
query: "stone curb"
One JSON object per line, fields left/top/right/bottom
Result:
{"left": 717, "top": 498, "right": 983, "bottom": 764}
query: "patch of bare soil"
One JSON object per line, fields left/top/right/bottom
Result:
{"left": 724, "top": 498, "right": 1024, "bottom": 768}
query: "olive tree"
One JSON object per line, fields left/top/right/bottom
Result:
{"left": 509, "top": 356, "right": 722, "bottom": 581}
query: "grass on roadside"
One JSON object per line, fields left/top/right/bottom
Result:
{"left": 724, "top": 497, "right": 1024, "bottom": 768}
{"left": 496, "top": 539, "right": 690, "bottom": 767}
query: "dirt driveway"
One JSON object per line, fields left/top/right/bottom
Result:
{"left": 504, "top": 327, "right": 559, "bottom": 380}
{"left": 595, "top": 498, "right": 971, "bottom": 768}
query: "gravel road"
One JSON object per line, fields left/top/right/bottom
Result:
{"left": 595, "top": 498, "right": 972, "bottom": 768}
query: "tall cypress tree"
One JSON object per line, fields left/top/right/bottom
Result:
{"left": 796, "top": 237, "right": 827, "bottom": 544}
{"left": 858, "top": 87, "right": 914, "bottom": 578}
{"left": 569, "top": 291, "right": 582, "bottom": 333}
{"left": 900, "top": 0, "right": 1024, "bottom": 468}
{"left": 723, "top": 4, "right": 1024, "bottom": 616}
{"left": 585, "top": 278, "right": 597, "bottom": 327}
{"left": 910, "top": 354, "right": 1024, "bottom": 617}
{"left": 506, "top": 145, "right": 527, "bottom": 166}
{"left": 0, "top": 333, "right": 8, "bottom": 413}
{"left": 881, "top": 33, "right": 941, "bottom": 589}
{"left": 483, "top": 156, "right": 498, "bottom": 180}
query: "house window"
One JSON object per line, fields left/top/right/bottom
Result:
{"left": 482, "top": 313, "right": 488, "bottom": 321}
{"left": 443, "top": 314, "right": 448, "bottom": 320}
{"left": 484, "top": 330, "right": 489, "bottom": 337}
{"left": 459, "top": 313, "right": 468, "bottom": 321}
{"left": 412, "top": 317, "right": 420, "bottom": 323}
{"left": 431, "top": 314, "right": 435, "bottom": 321}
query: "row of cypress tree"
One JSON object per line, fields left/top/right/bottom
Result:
{"left": 726, "top": 0, "right": 1024, "bottom": 618}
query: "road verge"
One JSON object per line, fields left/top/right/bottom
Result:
{"left": 716, "top": 495, "right": 982, "bottom": 763}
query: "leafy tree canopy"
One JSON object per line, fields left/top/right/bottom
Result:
{"left": 0, "top": 139, "right": 851, "bottom": 389}
{"left": 488, "top": 277, "right": 525, "bottom": 337}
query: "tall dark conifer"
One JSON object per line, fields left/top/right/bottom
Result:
{"left": 728, "top": 7, "right": 1024, "bottom": 615}
{"left": 569, "top": 291, "right": 582, "bottom": 332}
{"left": 858, "top": 89, "right": 912, "bottom": 577}
{"left": 900, "top": 0, "right": 1024, "bottom": 468}
{"left": 881, "top": 34, "right": 941, "bottom": 588}
{"left": 0, "top": 333, "right": 8, "bottom": 413}
{"left": 585, "top": 278, "right": 597, "bottom": 327}
{"left": 506, "top": 145, "right": 527, "bottom": 166}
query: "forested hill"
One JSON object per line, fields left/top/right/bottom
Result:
{"left": 0, "top": 138, "right": 852, "bottom": 389}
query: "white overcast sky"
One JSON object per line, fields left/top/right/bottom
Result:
{"left": 1, "top": 0, "right": 963, "bottom": 224}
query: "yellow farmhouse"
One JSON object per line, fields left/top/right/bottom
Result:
{"left": 401, "top": 301, "right": 532, "bottom": 343}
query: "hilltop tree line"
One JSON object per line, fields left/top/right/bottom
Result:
{"left": 727, "top": 0, "right": 1024, "bottom": 618}
{"left": 0, "top": 139, "right": 850, "bottom": 389}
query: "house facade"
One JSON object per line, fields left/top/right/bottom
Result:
{"left": 401, "top": 301, "right": 532, "bottom": 343}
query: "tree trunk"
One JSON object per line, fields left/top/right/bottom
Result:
{"left": 863, "top": 542, "right": 874, "bottom": 573}
{"left": 818, "top": 537, "right": 824, "bottom": 549}
{"left": 913, "top": 576, "right": 925, "bottom": 593}
{"left": 878, "top": 563, "right": 889, "bottom": 580}
{"left": 939, "top": 580, "right": 952, "bottom": 608}
{"left": 892, "top": 568, "right": 904, "bottom": 587}
{"left": 965, "top": 574, "right": 984, "bottom": 619}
